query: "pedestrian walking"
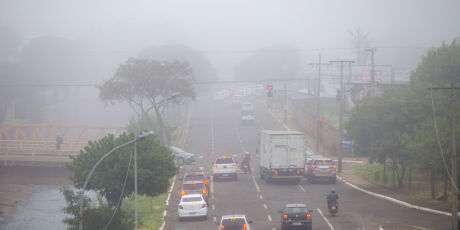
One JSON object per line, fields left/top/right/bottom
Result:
{"left": 56, "top": 135, "right": 63, "bottom": 150}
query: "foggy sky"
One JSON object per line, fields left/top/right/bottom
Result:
{"left": 1, "top": 0, "right": 459, "bottom": 77}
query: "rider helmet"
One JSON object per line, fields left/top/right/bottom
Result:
{"left": 330, "top": 188, "right": 336, "bottom": 193}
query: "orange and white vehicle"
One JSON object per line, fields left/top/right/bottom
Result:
{"left": 180, "top": 181, "right": 209, "bottom": 203}
{"left": 212, "top": 156, "right": 238, "bottom": 181}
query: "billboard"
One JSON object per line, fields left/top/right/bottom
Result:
{"left": 350, "top": 65, "right": 393, "bottom": 84}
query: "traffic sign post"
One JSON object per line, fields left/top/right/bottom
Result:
{"left": 341, "top": 135, "right": 352, "bottom": 154}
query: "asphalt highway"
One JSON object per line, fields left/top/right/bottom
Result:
{"left": 164, "top": 92, "right": 450, "bottom": 230}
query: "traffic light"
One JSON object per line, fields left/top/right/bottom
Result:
{"left": 319, "top": 117, "right": 324, "bottom": 127}
{"left": 267, "top": 85, "right": 273, "bottom": 97}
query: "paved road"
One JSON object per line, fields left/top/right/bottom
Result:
{"left": 164, "top": 92, "right": 450, "bottom": 230}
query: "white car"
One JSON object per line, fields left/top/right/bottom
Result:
{"left": 217, "top": 214, "right": 252, "bottom": 230}
{"left": 212, "top": 156, "right": 238, "bottom": 180}
{"left": 178, "top": 194, "right": 208, "bottom": 221}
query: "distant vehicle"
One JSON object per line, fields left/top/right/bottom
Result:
{"left": 305, "top": 156, "right": 336, "bottom": 183}
{"left": 212, "top": 156, "right": 238, "bottom": 180}
{"left": 278, "top": 204, "right": 313, "bottom": 230}
{"left": 183, "top": 171, "right": 210, "bottom": 192}
{"left": 180, "top": 181, "right": 209, "bottom": 203}
{"left": 258, "top": 130, "right": 305, "bottom": 183}
{"left": 217, "top": 214, "right": 252, "bottom": 230}
{"left": 169, "top": 146, "right": 195, "bottom": 165}
{"left": 232, "top": 95, "right": 243, "bottom": 107}
{"left": 241, "top": 103, "right": 254, "bottom": 113}
{"left": 178, "top": 194, "right": 208, "bottom": 221}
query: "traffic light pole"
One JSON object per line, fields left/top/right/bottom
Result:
{"left": 310, "top": 54, "right": 328, "bottom": 154}
{"left": 329, "top": 60, "right": 354, "bottom": 173}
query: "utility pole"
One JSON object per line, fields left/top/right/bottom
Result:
{"left": 284, "top": 82, "right": 288, "bottom": 124}
{"left": 429, "top": 83, "right": 459, "bottom": 230}
{"left": 329, "top": 60, "right": 354, "bottom": 173}
{"left": 134, "top": 132, "right": 139, "bottom": 230}
{"left": 365, "top": 47, "right": 377, "bottom": 96}
{"left": 310, "top": 54, "right": 328, "bottom": 154}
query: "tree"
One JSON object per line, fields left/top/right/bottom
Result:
{"left": 349, "top": 27, "right": 371, "bottom": 65}
{"left": 139, "top": 45, "right": 217, "bottom": 83}
{"left": 67, "top": 133, "right": 177, "bottom": 209}
{"left": 0, "top": 25, "right": 21, "bottom": 63}
{"left": 61, "top": 186, "right": 134, "bottom": 230}
{"left": 99, "top": 58, "right": 195, "bottom": 145}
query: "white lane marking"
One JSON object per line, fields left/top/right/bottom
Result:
{"left": 199, "top": 155, "right": 204, "bottom": 159}
{"left": 317, "top": 208, "right": 335, "bottom": 230}
{"left": 272, "top": 228, "right": 276, "bottom": 230}
{"left": 211, "top": 176, "right": 214, "bottom": 194}
{"left": 267, "top": 215, "right": 272, "bottom": 222}
{"left": 213, "top": 216, "right": 217, "bottom": 223}
{"left": 252, "top": 176, "right": 261, "bottom": 193}
{"left": 251, "top": 167, "right": 255, "bottom": 171}
{"left": 263, "top": 204, "right": 268, "bottom": 209}
{"left": 212, "top": 204, "right": 216, "bottom": 210}
{"left": 199, "top": 166, "right": 203, "bottom": 170}
{"left": 259, "top": 195, "right": 263, "bottom": 199}
{"left": 298, "top": 184, "right": 306, "bottom": 192}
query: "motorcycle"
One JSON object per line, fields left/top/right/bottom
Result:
{"left": 241, "top": 163, "right": 251, "bottom": 173}
{"left": 329, "top": 201, "right": 338, "bottom": 217}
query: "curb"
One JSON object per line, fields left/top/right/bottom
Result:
{"left": 379, "top": 223, "right": 433, "bottom": 230}
{"left": 159, "top": 105, "right": 192, "bottom": 230}
{"left": 336, "top": 175, "right": 451, "bottom": 217}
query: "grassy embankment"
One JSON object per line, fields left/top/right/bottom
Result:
{"left": 354, "top": 165, "right": 451, "bottom": 207}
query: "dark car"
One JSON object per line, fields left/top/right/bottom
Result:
{"left": 183, "top": 171, "right": 210, "bottom": 192}
{"left": 279, "top": 204, "right": 313, "bottom": 230}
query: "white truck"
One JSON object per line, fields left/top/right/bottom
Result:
{"left": 258, "top": 130, "right": 305, "bottom": 183}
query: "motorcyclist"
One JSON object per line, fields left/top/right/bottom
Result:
{"left": 327, "top": 188, "right": 339, "bottom": 210}
{"left": 241, "top": 152, "right": 251, "bottom": 172}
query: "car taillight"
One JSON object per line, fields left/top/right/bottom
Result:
{"left": 331, "top": 165, "right": 337, "bottom": 169}
{"left": 274, "top": 170, "right": 278, "bottom": 175}
{"left": 181, "top": 190, "right": 186, "bottom": 195}
{"left": 204, "top": 180, "right": 209, "bottom": 184}
{"left": 179, "top": 205, "right": 183, "bottom": 209}
{"left": 221, "top": 225, "right": 225, "bottom": 229}
{"left": 232, "top": 163, "right": 236, "bottom": 168}
{"left": 201, "top": 203, "right": 206, "bottom": 208}
{"left": 296, "top": 170, "right": 300, "bottom": 174}
{"left": 283, "top": 214, "right": 287, "bottom": 219}
{"left": 202, "top": 189, "right": 207, "bottom": 194}
{"left": 306, "top": 214, "right": 311, "bottom": 218}
{"left": 213, "top": 165, "right": 218, "bottom": 168}
{"left": 311, "top": 165, "right": 317, "bottom": 169}
{"left": 243, "top": 224, "right": 247, "bottom": 230}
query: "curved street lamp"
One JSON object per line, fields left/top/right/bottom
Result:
{"left": 78, "top": 130, "right": 154, "bottom": 230}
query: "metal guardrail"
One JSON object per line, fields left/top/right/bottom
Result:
{"left": 0, "top": 140, "right": 87, "bottom": 165}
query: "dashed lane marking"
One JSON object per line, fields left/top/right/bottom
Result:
{"left": 272, "top": 228, "right": 276, "bottom": 230}
{"left": 317, "top": 208, "right": 335, "bottom": 230}
{"left": 298, "top": 184, "right": 306, "bottom": 192}
{"left": 199, "top": 167, "right": 203, "bottom": 170}
{"left": 259, "top": 195, "right": 263, "bottom": 199}
{"left": 263, "top": 204, "right": 268, "bottom": 209}
{"left": 212, "top": 204, "right": 216, "bottom": 210}
{"left": 252, "top": 176, "right": 261, "bottom": 193}
{"left": 267, "top": 215, "right": 272, "bottom": 222}
{"left": 211, "top": 176, "right": 214, "bottom": 194}
{"left": 213, "top": 216, "right": 217, "bottom": 223}
{"left": 199, "top": 155, "right": 204, "bottom": 159}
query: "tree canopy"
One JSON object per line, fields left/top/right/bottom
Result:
{"left": 99, "top": 58, "right": 195, "bottom": 144}
{"left": 346, "top": 40, "right": 460, "bottom": 189}
{"left": 67, "top": 133, "right": 177, "bottom": 209}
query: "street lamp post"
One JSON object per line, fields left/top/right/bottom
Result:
{"left": 78, "top": 131, "right": 154, "bottom": 230}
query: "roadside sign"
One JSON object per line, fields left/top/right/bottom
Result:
{"left": 341, "top": 135, "right": 352, "bottom": 154}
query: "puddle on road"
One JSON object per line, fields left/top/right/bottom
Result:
{"left": 3, "top": 185, "right": 68, "bottom": 230}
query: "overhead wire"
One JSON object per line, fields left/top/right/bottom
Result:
{"left": 430, "top": 88, "right": 459, "bottom": 193}
{"left": 103, "top": 146, "right": 134, "bottom": 230}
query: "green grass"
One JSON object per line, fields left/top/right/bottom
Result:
{"left": 354, "top": 164, "right": 451, "bottom": 207}
{"left": 122, "top": 193, "right": 167, "bottom": 230}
